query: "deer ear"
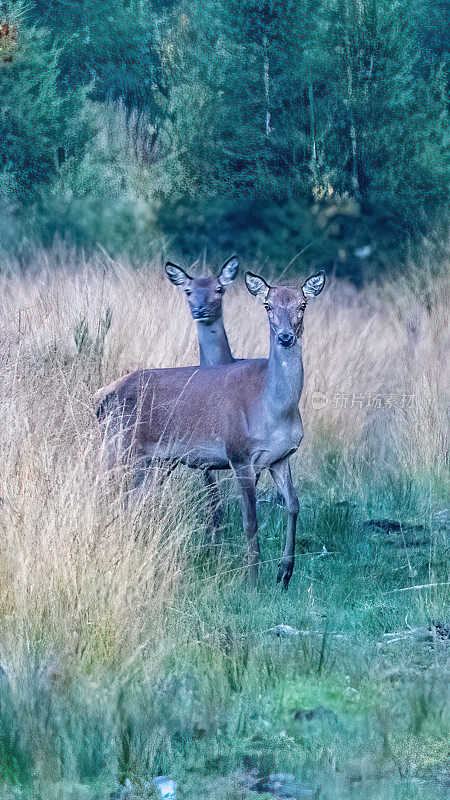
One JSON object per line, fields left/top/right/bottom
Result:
{"left": 165, "top": 262, "right": 192, "bottom": 287}
{"left": 244, "top": 272, "right": 271, "bottom": 302}
{"left": 218, "top": 255, "right": 239, "bottom": 286}
{"left": 302, "top": 271, "right": 325, "bottom": 299}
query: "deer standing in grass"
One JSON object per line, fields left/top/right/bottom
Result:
{"left": 165, "top": 256, "right": 239, "bottom": 367}
{"left": 95, "top": 270, "right": 325, "bottom": 588}
{"left": 165, "top": 256, "right": 239, "bottom": 532}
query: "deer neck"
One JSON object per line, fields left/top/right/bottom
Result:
{"left": 264, "top": 332, "right": 304, "bottom": 414}
{"left": 197, "top": 317, "right": 235, "bottom": 367}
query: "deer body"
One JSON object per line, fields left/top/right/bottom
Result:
{"left": 96, "top": 355, "right": 303, "bottom": 471}
{"left": 96, "top": 272, "right": 325, "bottom": 587}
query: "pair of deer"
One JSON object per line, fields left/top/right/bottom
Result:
{"left": 95, "top": 257, "right": 325, "bottom": 589}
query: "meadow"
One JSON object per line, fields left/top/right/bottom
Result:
{"left": 0, "top": 242, "right": 448, "bottom": 799}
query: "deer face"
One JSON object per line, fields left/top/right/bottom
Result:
{"left": 245, "top": 271, "right": 325, "bottom": 348}
{"left": 165, "top": 256, "right": 239, "bottom": 325}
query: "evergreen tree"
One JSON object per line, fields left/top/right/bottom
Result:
{"left": 155, "top": 0, "right": 329, "bottom": 255}
{"left": 0, "top": 0, "right": 447, "bottom": 266}
{"left": 29, "top": 0, "right": 166, "bottom": 120}
{"left": 0, "top": 6, "right": 90, "bottom": 244}
{"left": 156, "top": 0, "right": 448, "bottom": 257}
{"left": 322, "top": 0, "right": 449, "bottom": 223}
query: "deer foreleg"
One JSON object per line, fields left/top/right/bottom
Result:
{"left": 234, "top": 465, "right": 260, "bottom": 586}
{"left": 204, "top": 469, "right": 223, "bottom": 544}
{"left": 269, "top": 457, "right": 299, "bottom": 589}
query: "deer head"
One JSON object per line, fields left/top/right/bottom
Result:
{"left": 165, "top": 256, "right": 239, "bottom": 326}
{"left": 244, "top": 271, "right": 325, "bottom": 347}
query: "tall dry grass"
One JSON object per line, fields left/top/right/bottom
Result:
{"left": 0, "top": 243, "right": 448, "bottom": 677}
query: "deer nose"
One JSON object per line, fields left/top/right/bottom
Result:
{"left": 277, "top": 330, "right": 295, "bottom": 347}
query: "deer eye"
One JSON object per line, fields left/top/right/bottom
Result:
{"left": 215, "top": 285, "right": 224, "bottom": 294}
{"left": 185, "top": 288, "right": 192, "bottom": 296}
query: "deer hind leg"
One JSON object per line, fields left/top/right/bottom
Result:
{"left": 233, "top": 464, "right": 260, "bottom": 586}
{"left": 269, "top": 457, "right": 299, "bottom": 590}
{"left": 203, "top": 469, "right": 223, "bottom": 545}
{"left": 96, "top": 413, "right": 127, "bottom": 501}
{"left": 128, "top": 458, "right": 154, "bottom": 507}
{"left": 129, "top": 456, "right": 178, "bottom": 509}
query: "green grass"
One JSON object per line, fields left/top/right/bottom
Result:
{"left": 0, "top": 254, "right": 447, "bottom": 799}
{"left": 0, "top": 472, "right": 448, "bottom": 800}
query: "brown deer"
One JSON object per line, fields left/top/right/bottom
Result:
{"left": 95, "top": 270, "right": 325, "bottom": 588}
{"left": 165, "top": 255, "right": 239, "bottom": 531}
{"left": 164, "top": 256, "right": 239, "bottom": 367}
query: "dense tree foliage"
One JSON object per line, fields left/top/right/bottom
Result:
{"left": 0, "top": 0, "right": 448, "bottom": 274}
{"left": 0, "top": 9, "right": 90, "bottom": 247}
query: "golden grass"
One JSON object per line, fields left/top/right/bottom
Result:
{"left": 0, "top": 243, "right": 448, "bottom": 673}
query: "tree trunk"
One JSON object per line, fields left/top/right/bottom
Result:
{"left": 343, "top": 0, "right": 360, "bottom": 196}
{"left": 349, "top": 107, "right": 359, "bottom": 194}
{"left": 308, "top": 83, "right": 318, "bottom": 188}
{"left": 263, "top": 35, "right": 272, "bottom": 137}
